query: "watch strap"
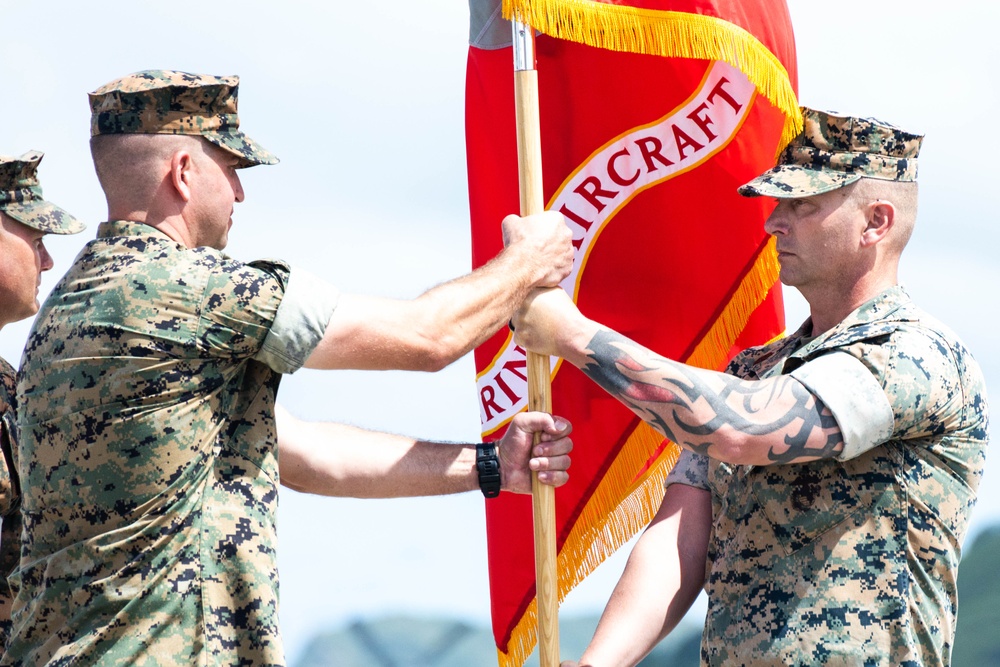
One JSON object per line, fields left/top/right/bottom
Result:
{"left": 475, "top": 442, "right": 501, "bottom": 498}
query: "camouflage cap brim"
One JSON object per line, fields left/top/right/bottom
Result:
{"left": 90, "top": 70, "right": 280, "bottom": 168}
{"left": 738, "top": 164, "right": 863, "bottom": 198}
{"left": 738, "top": 107, "right": 922, "bottom": 199}
{"left": 204, "top": 130, "right": 278, "bottom": 168}
{"left": 3, "top": 199, "right": 86, "bottom": 235}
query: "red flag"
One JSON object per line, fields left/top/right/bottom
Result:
{"left": 466, "top": 1, "right": 798, "bottom": 663}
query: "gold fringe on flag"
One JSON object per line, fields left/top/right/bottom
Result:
{"left": 497, "top": 239, "right": 782, "bottom": 667}
{"left": 502, "top": 0, "right": 803, "bottom": 150}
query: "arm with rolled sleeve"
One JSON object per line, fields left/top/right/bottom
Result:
{"left": 789, "top": 351, "right": 894, "bottom": 461}
{"left": 248, "top": 265, "right": 577, "bottom": 498}
{"left": 796, "top": 325, "right": 989, "bottom": 501}
{"left": 252, "top": 265, "right": 340, "bottom": 374}
{"left": 302, "top": 210, "right": 575, "bottom": 373}
{"left": 790, "top": 322, "right": 984, "bottom": 467}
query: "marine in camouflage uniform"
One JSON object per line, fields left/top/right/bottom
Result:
{"left": 692, "top": 111, "right": 987, "bottom": 665}
{"left": 6, "top": 71, "right": 575, "bottom": 666}
{"left": 6, "top": 73, "right": 317, "bottom": 666}
{"left": 513, "top": 109, "right": 989, "bottom": 667}
{"left": 0, "top": 152, "right": 84, "bottom": 648}
{"left": 699, "top": 286, "right": 987, "bottom": 665}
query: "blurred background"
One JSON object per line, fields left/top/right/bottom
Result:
{"left": 2, "top": 1, "right": 997, "bottom": 664}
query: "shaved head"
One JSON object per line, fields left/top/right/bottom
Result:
{"left": 850, "top": 178, "right": 918, "bottom": 255}
{"left": 90, "top": 134, "right": 210, "bottom": 218}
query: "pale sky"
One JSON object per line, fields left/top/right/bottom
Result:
{"left": 2, "top": 1, "right": 997, "bottom": 663}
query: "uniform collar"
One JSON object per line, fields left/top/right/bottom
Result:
{"left": 96, "top": 219, "right": 178, "bottom": 243}
{"left": 789, "top": 285, "right": 912, "bottom": 360}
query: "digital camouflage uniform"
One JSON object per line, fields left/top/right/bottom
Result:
{"left": 696, "top": 287, "right": 986, "bottom": 665}
{"left": 0, "top": 152, "right": 84, "bottom": 648}
{"left": 663, "top": 109, "right": 990, "bottom": 666}
{"left": 0, "top": 358, "right": 20, "bottom": 645}
{"left": 4, "top": 73, "right": 335, "bottom": 666}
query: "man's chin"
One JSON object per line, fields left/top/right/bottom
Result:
{"left": 776, "top": 264, "right": 801, "bottom": 285}
{"left": 211, "top": 232, "right": 230, "bottom": 251}
{"left": 7, "top": 301, "right": 40, "bottom": 327}
{"left": 218, "top": 221, "right": 232, "bottom": 249}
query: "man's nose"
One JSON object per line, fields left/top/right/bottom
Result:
{"left": 40, "top": 242, "right": 54, "bottom": 271}
{"left": 764, "top": 207, "right": 787, "bottom": 236}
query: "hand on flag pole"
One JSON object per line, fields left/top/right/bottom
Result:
{"left": 501, "top": 211, "right": 575, "bottom": 288}
{"left": 511, "top": 287, "right": 590, "bottom": 361}
{"left": 496, "top": 411, "right": 574, "bottom": 493}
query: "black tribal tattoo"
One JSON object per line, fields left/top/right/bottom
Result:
{"left": 580, "top": 330, "right": 844, "bottom": 463}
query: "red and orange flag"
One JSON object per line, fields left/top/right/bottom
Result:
{"left": 465, "top": 1, "right": 799, "bottom": 663}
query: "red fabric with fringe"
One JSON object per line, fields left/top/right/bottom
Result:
{"left": 465, "top": 1, "right": 797, "bottom": 663}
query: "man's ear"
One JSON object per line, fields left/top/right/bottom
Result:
{"left": 860, "top": 199, "right": 895, "bottom": 247}
{"left": 169, "top": 150, "right": 194, "bottom": 203}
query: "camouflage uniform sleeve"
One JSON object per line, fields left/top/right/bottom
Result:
{"left": 0, "top": 415, "right": 15, "bottom": 520}
{"left": 252, "top": 266, "right": 339, "bottom": 374}
{"left": 0, "top": 360, "right": 18, "bottom": 519}
{"left": 0, "top": 360, "right": 21, "bottom": 641}
{"left": 790, "top": 351, "right": 894, "bottom": 461}
{"left": 197, "top": 258, "right": 287, "bottom": 360}
{"left": 664, "top": 448, "right": 710, "bottom": 490}
{"left": 879, "top": 325, "right": 980, "bottom": 442}
{"left": 197, "top": 259, "right": 337, "bottom": 374}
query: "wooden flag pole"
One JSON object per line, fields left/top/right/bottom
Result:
{"left": 512, "top": 18, "right": 560, "bottom": 667}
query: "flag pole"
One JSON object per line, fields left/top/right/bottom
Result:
{"left": 512, "top": 17, "right": 560, "bottom": 667}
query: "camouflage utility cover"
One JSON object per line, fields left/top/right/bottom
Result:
{"left": 5, "top": 221, "right": 328, "bottom": 665}
{"left": 90, "top": 70, "right": 278, "bottom": 168}
{"left": 699, "top": 286, "right": 989, "bottom": 666}
{"left": 0, "top": 152, "right": 84, "bottom": 234}
{"left": 739, "top": 107, "right": 923, "bottom": 198}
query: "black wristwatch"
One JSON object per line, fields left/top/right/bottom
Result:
{"left": 476, "top": 442, "right": 502, "bottom": 498}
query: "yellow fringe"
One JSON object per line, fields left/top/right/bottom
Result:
{"left": 502, "top": 0, "right": 803, "bottom": 150}
{"left": 497, "top": 241, "right": 781, "bottom": 667}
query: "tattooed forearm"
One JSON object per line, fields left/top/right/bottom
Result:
{"left": 581, "top": 330, "right": 686, "bottom": 444}
{"left": 764, "top": 380, "right": 844, "bottom": 463}
{"left": 580, "top": 329, "right": 844, "bottom": 464}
